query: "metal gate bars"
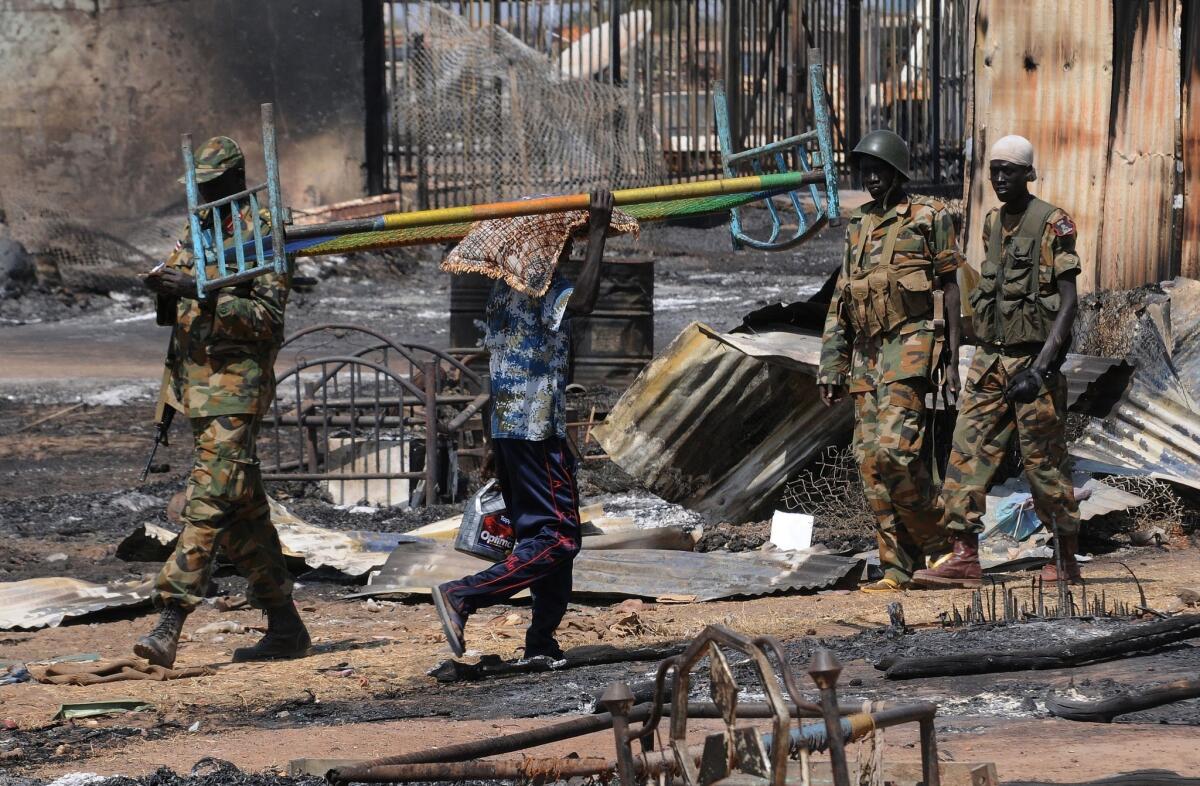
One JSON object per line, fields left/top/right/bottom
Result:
{"left": 260, "top": 324, "right": 488, "bottom": 507}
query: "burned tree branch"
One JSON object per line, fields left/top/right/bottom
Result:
{"left": 880, "top": 614, "right": 1200, "bottom": 680}
{"left": 1045, "top": 678, "right": 1200, "bottom": 723}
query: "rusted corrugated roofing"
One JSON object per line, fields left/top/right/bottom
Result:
{"left": 717, "top": 327, "right": 1123, "bottom": 412}
{"left": 1099, "top": 1, "right": 1181, "bottom": 289}
{"left": 965, "top": 0, "right": 1184, "bottom": 292}
{"left": 593, "top": 322, "right": 853, "bottom": 523}
{"left": 354, "top": 539, "right": 862, "bottom": 602}
{"left": 965, "top": 0, "right": 1113, "bottom": 293}
{"left": 1183, "top": 5, "right": 1200, "bottom": 277}
{"left": 1072, "top": 278, "right": 1200, "bottom": 489}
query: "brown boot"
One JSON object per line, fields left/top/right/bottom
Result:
{"left": 911, "top": 534, "right": 982, "bottom": 588}
{"left": 1041, "top": 534, "right": 1083, "bottom": 584}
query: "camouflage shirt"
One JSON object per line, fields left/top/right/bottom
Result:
{"left": 159, "top": 207, "right": 290, "bottom": 418}
{"left": 485, "top": 271, "right": 574, "bottom": 440}
{"left": 819, "top": 195, "right": 962, "bottom": 393}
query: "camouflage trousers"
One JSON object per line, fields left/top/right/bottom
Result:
{"left": 152, "top": 414, "right": 292, "bottom": 611}
{"left": 852, "top": 378, "right": 947, "bottom": 582}
{"left": 939, "top": 353, "right": 1079, "bottom": 536}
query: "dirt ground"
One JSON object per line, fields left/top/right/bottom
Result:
{"left": 3, "top": 216, "right": 1200, "bottom": 785}
{"left": 3, "top": 528, "right": 1197, "bottom": 785}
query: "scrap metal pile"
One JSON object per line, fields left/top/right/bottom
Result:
{"left": 596, "top": 278, "right": 1200, "bottom": 550}
{"left": 321, "top": 626, "right": 949, "bottom": 786}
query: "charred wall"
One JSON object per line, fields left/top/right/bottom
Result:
{"left": 964, "top": 0, "right": 1188, "bottom": 294}
{"left": 0, "top": 1, "right": 368, "bottom": 224}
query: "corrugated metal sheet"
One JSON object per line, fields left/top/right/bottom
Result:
{"left": 1099, "top": 0, "right": 1180, "bottom": 290}
{"left": 0, "top": 578, "right": 151, "bottom": 631}
{"left": 596, "top": 322, "right": 1125, "bottom": 523}
{"left": 593, "top": 322, "right": 853, "bottom": 524}
{"left": 269, "top": 498, "right": 414, "bottom": 578}
{"left": 1183, "top": 1, "right": 1200, "bottom": 277}
{"left": 1072, "top": 278, "right": 1200, "bottom": 488}
{"left": 354, "top": 539, "right": 862, "bottom": 602}
{"left": 965, "top": 0, "right": 1113, "bottom": 294}
{"left": 964, "top": 2, "right": 1198, "bottom": 291}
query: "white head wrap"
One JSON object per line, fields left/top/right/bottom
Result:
{"left": 989, "top": 135, "right": 1037, "bottom": 180}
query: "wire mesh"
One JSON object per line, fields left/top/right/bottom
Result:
{"left": 390, "top": 4, "right": 666, "bottom": 208}
{"left": 779, "top": 445, "right": 875, "bottom": 533}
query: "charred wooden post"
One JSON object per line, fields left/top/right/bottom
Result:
{"left": 882, "top": 614, "right": 1200, "bottom": 680}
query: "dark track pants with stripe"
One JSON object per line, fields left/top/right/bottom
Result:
{"left": 443, "top": 437, "right": 582, "bottom": 655}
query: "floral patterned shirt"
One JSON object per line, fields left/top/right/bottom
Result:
{"left": 484, "top": 271, "right": 573, "bottom": 440}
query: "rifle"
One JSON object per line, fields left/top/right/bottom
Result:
{"left": 928, "top": 288, "right": 950, "bottom": 485}
{"left": 140, "top": 332, "right": 182, "bottom": 483}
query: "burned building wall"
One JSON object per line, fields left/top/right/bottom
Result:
{"left": 963, "top": 0, "right": 1185, "bottom": 294}
{"left": 0, "top": 1, "right": 366, "bottom": 236}
{"left": 1184, "top": 0, "right": 1200, "bottom": 280}
{"left": 964, "top": 0, "right": 1114, "bottom": 295}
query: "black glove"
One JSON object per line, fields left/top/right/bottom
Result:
{"left": 1006, "top": 367, "right": 1045, "bottom": 404}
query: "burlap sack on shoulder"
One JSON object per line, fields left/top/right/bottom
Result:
{"left": 441, "top": 208, "right": 638, "bottom": 297}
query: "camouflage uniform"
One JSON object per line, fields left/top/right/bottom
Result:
{"left": 152, "top": 195, "right": 292, "bottom": 611}
{"left": 819, "top": 196, "right": 962, "bottom": 583}
{"left": 939, "top": 204, "right": 1081, "bottom": 537}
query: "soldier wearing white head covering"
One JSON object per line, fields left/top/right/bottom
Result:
{"left": 913, "top": 133, "right": 1085, "bottom": 589}
{"left": 988, "top": 134, "right": 1037, "bottom": 179}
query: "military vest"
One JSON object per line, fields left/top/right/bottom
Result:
{"left": 841, "top": 203, "right": 935, "bottom": 341}
{"left": 969, "top": 198, "right": 1060, "bottom": 347}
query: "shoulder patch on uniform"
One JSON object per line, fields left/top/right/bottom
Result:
{"left": 1051, "top": 215, "right": 1076, "bottom": 237}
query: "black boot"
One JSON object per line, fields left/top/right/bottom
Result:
{"left": 232, "top": 601, "right": 311, "bottom": 663}
{"left": 134, "top": 603, "right": 190, "bottom": 668}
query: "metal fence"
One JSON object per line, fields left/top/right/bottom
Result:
{"left": 261, "top": 324, "right": 490, "bottom": 507}
{"left": 374, "top": 0, "right": 969, "bottom": 205}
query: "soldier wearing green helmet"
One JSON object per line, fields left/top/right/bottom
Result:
{"left": 137, "top": 135, "right": 309, "bottom": 668}
{"left": 818, "top": 130, "right": 963, "bottom": 592}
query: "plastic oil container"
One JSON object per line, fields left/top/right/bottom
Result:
{"left": 454, "top": 479, "right": 514, "bottom": 562}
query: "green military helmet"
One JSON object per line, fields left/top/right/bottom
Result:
{"left": 851, "top": 130, "right": 911, "bottom": 181}
{"left": 179, "top": 136, "right": 245, "bottom": 184}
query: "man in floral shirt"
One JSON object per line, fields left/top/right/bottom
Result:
{"left": 434, "top": 190, "right": 616, "bottom": 660}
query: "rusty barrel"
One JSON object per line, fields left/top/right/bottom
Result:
{"left": 448, "top": 261, "right": 653, "bottom": 388}
{"left": 449, "top": 272, "right": 494, "bottom": 349}
{"left": 561, "top": 258, "right": 654, "bottom": 388}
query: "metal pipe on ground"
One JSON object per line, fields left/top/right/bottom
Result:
{"left": 336, "top": 709, "right": 933, "bottom": 784}
{"left": 329, "top": 701, "right": 937, "bottom": 783}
